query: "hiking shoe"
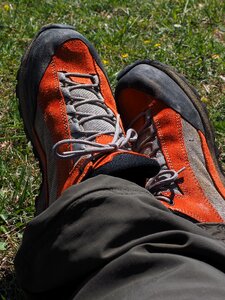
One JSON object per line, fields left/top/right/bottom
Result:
{"left": 17, "top": 26, "right": 159, "bottom": 214}
{"left": 115, "top": 60, "right": 225, "bottom": 223}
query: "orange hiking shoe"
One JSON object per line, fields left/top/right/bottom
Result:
{"left": 17, "top": 26, "right": 159, "bottom": 214}
{"left": 115, "top": 60, "right": 225, "bottom": 223}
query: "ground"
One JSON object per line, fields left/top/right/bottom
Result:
{"left": 0, "top": 0, "right": 225, "bottom": 299}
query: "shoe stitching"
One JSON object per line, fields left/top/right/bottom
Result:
{"left": 176, "top": 112, "right": 222, "bottom": 222}
{"left": 52, "top": 58, "right": 71, "bottom": 148}
{"left": 148, "top": 107, "right": 222, "bottom": 222}
{"left": 199, "top": 130, "right": 225, "bottom": 197}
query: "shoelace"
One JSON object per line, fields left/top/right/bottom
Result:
{"left": 53, "top": 72, "right": 137, "bottom": 159}
{"left": 130, "top": 110, "right": 185, "bottom": 204}
{"left": 145, "top": 168, "right": 185, "bottom": 204}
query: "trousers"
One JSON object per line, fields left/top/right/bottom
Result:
{"left": 15, "top": 175, "right": 225, "bottom": 299}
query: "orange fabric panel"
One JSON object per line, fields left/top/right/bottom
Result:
{"left": 117, "top": 88, "right": 153, "bottom": 130}
{"left": 96, "top": 135, "right": 114, "bottom": 145}
{"left": 69, "top": 75, "right": 92, "bottom": 85}
{"left": 38, "top": 60, "right": 73, "bottom": 199}
{"left": 151, "top": 101, "right": 223, "bottom": 222}
{"left": 199, "top": 131, "right": 225, "bottom": 198}
{"left": 54, "top": 40, "right": 117, "bottom": 118}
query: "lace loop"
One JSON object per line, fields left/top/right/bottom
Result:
{"left": 52, "top": 72, "right": 137, "bottom": 159}
{"left": 53, "top": 115, "right": 137, "bottom": 159}
{"left": 146, "top": 167, "right": 185, "bottom": 193}
{"left": 132, "top": 109, "right": 185, "bottom": 204}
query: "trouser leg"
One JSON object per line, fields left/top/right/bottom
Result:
{"left": 15, "top": 175, "right": 225, "bottom": 299}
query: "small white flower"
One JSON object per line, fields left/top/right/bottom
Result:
{"left": 174, "top": 24, "right": 182, "bottom": 28}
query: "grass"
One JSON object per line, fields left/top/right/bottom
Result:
{"left": 0, "top": 0, "right": 224, "bottom": 298}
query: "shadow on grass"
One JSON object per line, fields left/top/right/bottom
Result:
{"left": 0, "top": 271, "right": 25, "bottom": 300}
{"left": 0, "top": 272, "right": 75, "bottom": 300}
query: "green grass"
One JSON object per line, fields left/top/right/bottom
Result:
{"left": 0, "top": 0, "right": 225, "bottom": 298}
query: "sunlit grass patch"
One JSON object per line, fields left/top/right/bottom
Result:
{"left": 0, "top": 0, "right": 224, "bottom": 297}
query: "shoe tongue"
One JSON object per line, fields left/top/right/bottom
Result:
{"left": 70, "top": 87, "right": 115, "bottom": 136}
{"left": 59, "top": 72, "right": 118, "bottom": 150}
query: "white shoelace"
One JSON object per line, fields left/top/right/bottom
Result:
{"left": 53, "top": 72, "right": 137, "bottom": 159}
{"left": 146, "top": 167, "right": 185, "bottom": 204}
{"left": 130, "top": 110, "right": 185, "bottom": 204}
